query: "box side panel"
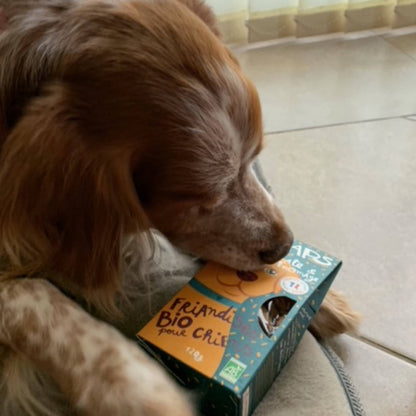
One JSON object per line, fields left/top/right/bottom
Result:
{"left": 246, "top": 261, "right": 342, "bottom": 414}
{"left": 203, "top": 382, "right": 242, "bottom": 416}
{"left": 247, "top": 304, "right": 314, "bottom": 413}
{"left": 309, "top": 262, "right": 343, "bottom": 314}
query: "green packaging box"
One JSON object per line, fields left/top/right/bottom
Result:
{"left": 137, "top": 241, "right": 342, "bottom": 416}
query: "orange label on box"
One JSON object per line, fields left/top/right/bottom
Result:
{"left": 139, "top": 285, "right": 237, "bottom": 377}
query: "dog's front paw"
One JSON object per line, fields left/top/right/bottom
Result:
{"left": 120, "top": 365, "right": 195, "bottom": 416}
{"left": 309, "top": 289, "right": 361, "bottom": 339}
{"left": 73, "top": 335, "right": 195, "bottom": 416}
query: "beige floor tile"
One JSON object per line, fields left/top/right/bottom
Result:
{"left": 329, "top": 335, "right": 416, "bottom": 416}
{"left": 258, "top": 117, "right": 416, "bottom": 360}
{"left": 234, "top": 36, "right": 416, "bottom": 133}
{"left": 384, "top": 33, "right": 416, "bottom": 60}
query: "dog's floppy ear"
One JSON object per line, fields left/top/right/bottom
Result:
{"left": 0, "top": 84, "right": 149, "bottom": 313}
{"left": 178, "top": 0, "right": 221, "bottom": 37}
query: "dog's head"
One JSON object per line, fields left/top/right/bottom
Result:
{"left": 0, "top": 0, "right": 292, "bottom": 310}
{"left": 127, "top": 1, "right": 293, "bottom": 270}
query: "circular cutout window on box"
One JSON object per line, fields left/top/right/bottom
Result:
{"left": 258, "top": 296, "right": 296, "bottom": 338}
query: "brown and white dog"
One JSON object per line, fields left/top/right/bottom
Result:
{"left": 0, "top": 1, "right": 360, "bottom": 415}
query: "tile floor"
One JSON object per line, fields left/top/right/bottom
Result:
{"left": 233, "top": 32, "right": 416, "bottom": 416}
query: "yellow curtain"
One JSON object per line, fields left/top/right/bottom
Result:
{"left": 206, "top": 0, "right": 416, "bottom": 44}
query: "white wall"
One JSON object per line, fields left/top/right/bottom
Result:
{"left": 249, "top": 0, "right": 299, "bottom": 12}
{"left": 205, "top": 0, "right": 247, "bottom": 15}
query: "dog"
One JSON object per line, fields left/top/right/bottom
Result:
{"left": 0, "top": 1, "right": 360, "bottom": 415}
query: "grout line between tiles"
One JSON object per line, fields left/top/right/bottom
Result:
{"left": 381, "top": 36, "right": 416, "bottom": 64}
{"left": 264, "top": 113, "right": 416, "bottom": 136}
{"left": 348, "top": 334, "right": 416, "bottom": 366}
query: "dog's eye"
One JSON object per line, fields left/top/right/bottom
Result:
{"left": 166, "top": 192, "right": 225, "bottom": 214}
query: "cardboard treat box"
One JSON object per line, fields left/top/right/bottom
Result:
{"left": 137, "top": 241, "right": 342, "bottom": 416}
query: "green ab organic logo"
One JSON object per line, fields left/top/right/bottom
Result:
{"left": 219, "top": 357, "right": 247, "bottom": 384}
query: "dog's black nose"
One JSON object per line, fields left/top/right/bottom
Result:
{"left": 259, "top": 243, "right": 292, "bottom": 264}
